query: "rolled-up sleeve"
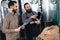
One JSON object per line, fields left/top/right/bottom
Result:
{"left": 2, "top": 16, "right": 15, "bottom": 33}
{"left": 22, "top": 14, "right": 32, "bottom": 23}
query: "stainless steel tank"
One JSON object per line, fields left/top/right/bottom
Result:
{"left": 42, "top": 0, "right": 57, "bottom": 22}
{"left": 41, "top": 0, "right": 58, "bottom": 31}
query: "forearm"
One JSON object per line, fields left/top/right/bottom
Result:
{"left": 22, "top": 18, "right": 32, "bottom": 23}
{"left": 2, "top": 28, "right": 16, "bottom": 33}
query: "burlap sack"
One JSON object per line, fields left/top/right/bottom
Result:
{"left": 37, "top": 25, "right": 60, "bottom": 40}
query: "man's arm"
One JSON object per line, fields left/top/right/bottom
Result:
{"left": 22, "top": 12, "right": 39, "bottom": 24}
{"left": 2, "top": 16, "right": 19, "bottom": 33}
{"left": 22, "top": 14, "right": 32, "bottom": 23}
{"left": 33, "top": 12, "right": 40, "bottom": 24}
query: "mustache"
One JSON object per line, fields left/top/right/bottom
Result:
{"left": 13, "top": 10, "right": 17, "bottom": 13}
{"left": 26, "top": 9, "right": 32, "bottom": 13}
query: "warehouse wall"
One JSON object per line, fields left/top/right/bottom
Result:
{"left": 57, "top": 0, "right": 60, "bottom": 27}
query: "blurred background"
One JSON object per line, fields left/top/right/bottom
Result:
{"left": 1, "top": 0, "right": 60, "bottom": 40}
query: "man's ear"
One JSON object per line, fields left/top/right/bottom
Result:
{"left": 10, "top": 6, "right": 13, "bottom": 9}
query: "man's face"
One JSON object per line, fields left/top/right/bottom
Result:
{"left": 25, "top": 4, "right": 32, "bottom": 13}
{"left": 12, "top": 3, "right": 17, "bottom": 13}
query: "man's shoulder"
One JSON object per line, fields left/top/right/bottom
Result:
{"left": 22, "top": 12, "right": 26, "bottom": 15}
{"left": 5, "top": 12, "right": 10, "bottom": 18}
{"left": 32, "top": 11, "right": 37, "bottom": 13}
{"left": 32, "top": 11, "right": 38, "bottom": 15}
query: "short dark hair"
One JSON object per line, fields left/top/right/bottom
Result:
{"left": 24, "top": 3, "right": 29, "bottom": 7}
{"left": 8, "top": 1, "right": 17, "bottom": 8}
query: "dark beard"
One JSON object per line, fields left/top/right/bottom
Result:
{"left": 13, "top": 10, "right": 17, "bottom": 14}
{"left": 26, "top": 9, "right": 32, "bottom": 13}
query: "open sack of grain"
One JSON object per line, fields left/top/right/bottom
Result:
{"left": 37, "top": 25, "right": 60, "bottom": 40}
